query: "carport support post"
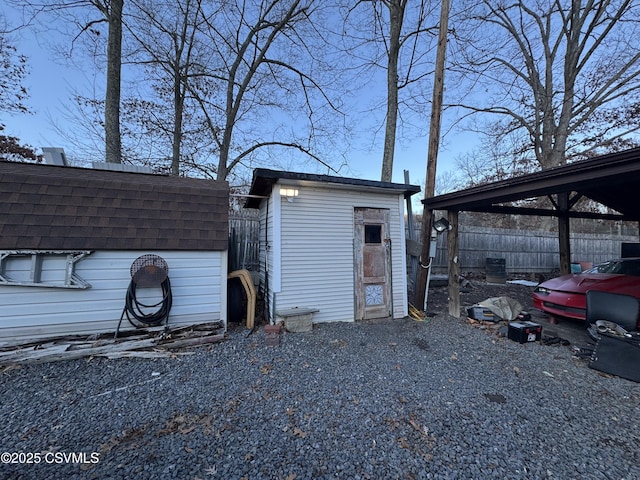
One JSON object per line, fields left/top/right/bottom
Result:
{"left": 447, "top": 210, "right": 460, "bottom": 317}
{"left": 558, "top": 192, "right": 571, "bottom": 275}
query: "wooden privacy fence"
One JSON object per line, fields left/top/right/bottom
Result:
{"left": 228, "top": 211, "right": 260, "bottom": 273}
{"left": 422, "top": 225, "right": 639, "bottom": 274}
{"left": 229, "top": 211, "right": 638, "bottom": 276}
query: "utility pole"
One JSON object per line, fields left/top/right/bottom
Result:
{"left": 414, "top": 0, "right": 451, "bottom": 309}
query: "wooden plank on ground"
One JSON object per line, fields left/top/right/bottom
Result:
{"left": 0, "top": 322, "right": 226, "bottom": 366}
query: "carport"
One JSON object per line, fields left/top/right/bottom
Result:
{"left": 422, "top": 147, "right": 640, "bottom": 316}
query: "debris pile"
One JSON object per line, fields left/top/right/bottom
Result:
{"left": 0, "top": 323, "right": 225, "bottom": 366}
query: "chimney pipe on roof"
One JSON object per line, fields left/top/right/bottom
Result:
{"left": 42, "top": 147, "right": 68, "bottom": 166}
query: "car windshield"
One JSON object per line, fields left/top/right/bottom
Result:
{"left": 584, "top": 259, "right": 640, "bottom": 277}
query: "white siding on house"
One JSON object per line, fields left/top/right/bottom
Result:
{"left": 0, "top": 250, "right": 226, "bottom": 344}
{"left": 272, "top": 184, "right": 408, "bottom": 323}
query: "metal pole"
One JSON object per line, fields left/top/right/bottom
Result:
{"left": 424, "top": 258, "right": 432, "bottom": 311}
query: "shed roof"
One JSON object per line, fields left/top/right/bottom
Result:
{"left": 0, "top": 161, "right": 229, "bottom": 251}
{"left": 245, "top": 168, "right": 421, "bottom": 208}
{"left": 422, "top": 147, "right": 640, "bottom": 221}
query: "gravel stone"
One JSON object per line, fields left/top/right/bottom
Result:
{"left": 1, "top": 283, "right": 639, "bottom": 479}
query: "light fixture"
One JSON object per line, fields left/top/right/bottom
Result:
{"left": 279, "top": 187, "right": 299, "bottom": 202}
{"left": 433, "top": 217, "right": 451, "bottom": 233}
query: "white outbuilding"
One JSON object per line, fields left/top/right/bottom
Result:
{"left": 245, "top": 169, "right": 420, "bottom": 325}
{"left": 0, "top": 160, "right": 229, "bottom": 344}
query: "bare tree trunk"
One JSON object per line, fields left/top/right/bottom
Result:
{"left": 172, "top": 72, "right": 183, "bottom": 176}
{"left": 105, "top": 0, "right": 123, "bottom": 164}
{"left": 381, "top": 1, "right": 405, "bottom": 183}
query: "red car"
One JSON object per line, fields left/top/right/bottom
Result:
{"left": 532, "top": 258, "right": 640, "bottom": 323}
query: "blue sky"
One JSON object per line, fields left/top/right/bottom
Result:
{"left": 3, "top": 4, "right": 467, "bottom": 189}
{"left": 5, "top": 25, "right": 71, "bottom": 151}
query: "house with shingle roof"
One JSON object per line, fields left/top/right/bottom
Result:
{"left": 0, "top": 160, "right": 229, "bottom": 344}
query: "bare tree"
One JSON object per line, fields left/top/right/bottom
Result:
{"left": 344, "top": 0, "right": 439, "bottom": 182}
{"left": 450, "top": 0, "right": 640, "bottom": 275}
{"left": 17, "top": 1, "right": 124, "bottom": 163}
{"left": 187, "top": 0, "right": 344, "bottom": 181}
{"left": 0, "top": 18, "right": 30, "bottom": 121}
{"left": 19, "top": 0, "right": 347, "bottom": 179}
{"left": 453, "top": 0, "right": 640, "bottom": 169}
{"left": 0, "top": 15, "right": 37, "bottom": 161}
{"left": 51, "top": 2, "right": 211, "bottom": 175}
{"left": 454, "top": 127, "right": 539, "bottom": 186}
{"left": 126, "top": 0, "right": 209, "bottom": 176}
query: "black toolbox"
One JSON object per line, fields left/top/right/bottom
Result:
{"left": 508, "top": 321, "right": 542, "bottom": 343}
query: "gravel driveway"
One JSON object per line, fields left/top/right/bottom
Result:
{"left": 1, "top": 283, "right": 639, "bottom": 479}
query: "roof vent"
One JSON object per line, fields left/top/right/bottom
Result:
{"left": 42, "top": 147, "right": 68, "bottom": 166}
{"left": 92, "top": 162, "right": 153, "bottom": 174}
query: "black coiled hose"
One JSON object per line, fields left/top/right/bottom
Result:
{"left": 116, "top": 277, "right": 172, "bottom": 336}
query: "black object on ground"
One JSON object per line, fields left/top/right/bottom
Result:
{"left": 589, "top": 332, "right": 640, "bottom": 382}
{"left": 508, "top": 320, "right": 542, "bottom": 343}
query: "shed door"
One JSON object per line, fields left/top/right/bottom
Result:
{"left": 354, "top": 208, "right": 392, "bottom": 320}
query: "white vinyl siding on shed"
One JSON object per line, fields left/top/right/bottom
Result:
{"left": 0, "top": 250, "right": 226, "bottom": 344}
{"left": 257, "top": 193, "right": 277, "bottom": 317}
{"left": 273, "top": 184, "right": 408, "bottom": 323}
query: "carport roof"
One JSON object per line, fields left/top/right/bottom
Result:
{"left": 422, "top": 147, "right": 640, "bottom": 221}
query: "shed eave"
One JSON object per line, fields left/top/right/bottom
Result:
{"left": 245, "top": 168, "right": 420, "bottom": 209}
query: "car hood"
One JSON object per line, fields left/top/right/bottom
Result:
{"left": 540, "top": 273, "right": 640, "bottom": 295}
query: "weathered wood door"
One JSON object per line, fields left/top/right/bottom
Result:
{"left": 354, "top": 208, "right": 392, "bottom": 320}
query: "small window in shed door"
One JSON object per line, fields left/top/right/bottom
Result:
{"left": 365, "top": 224, "right": 382, "bottom": 244}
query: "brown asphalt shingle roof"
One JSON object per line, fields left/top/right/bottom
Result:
{"left": 0, "top": 161, "right": 229, "bottom": 251}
